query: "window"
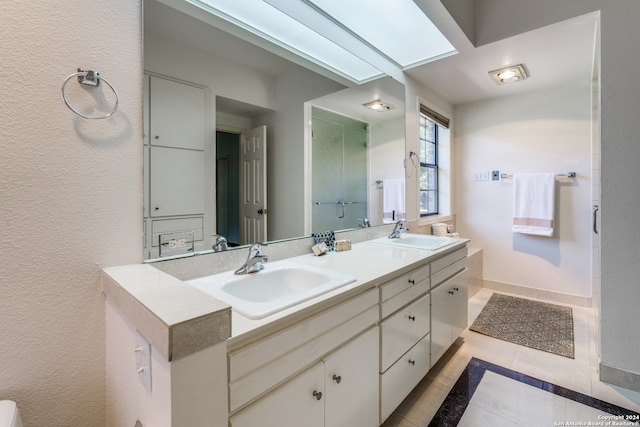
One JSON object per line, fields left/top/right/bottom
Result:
{"left": 419, "top": 105, "right": 450, "bottom": 217}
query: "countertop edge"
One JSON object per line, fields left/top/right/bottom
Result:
{"left": 102, "top": 264, "right": 232, "bottom": 361}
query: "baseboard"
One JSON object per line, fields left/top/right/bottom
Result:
{"left": 600, "top": 363, "right": 640, "bottom": 393}
{"left": 483, "top": 279, "right": 592, "bottom": 307}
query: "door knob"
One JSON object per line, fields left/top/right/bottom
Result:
{"left": 257, "top": 208, "right": 269, "bottom": 215}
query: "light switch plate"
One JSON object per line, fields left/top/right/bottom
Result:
{"left": 474, "top": 171, "right": 489, "bottom": 181}
{"left": 135, "top": 330, "right": 152, "bottom": 392}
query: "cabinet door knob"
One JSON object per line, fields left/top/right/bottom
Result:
{"left": 154, "top": 135, "right": 159, "bottom": 139}
{"left": 408, "top": 279, "right": 415, "bottom": 285}
{"left": 454, "top": 287, "right": 459, "bottom": 292}
{"left": 408, "top": 359, "right": 416, "bottom": 366}
{"left": 448, "top": 290, "right": 455, "bottom": 295}
{"left": 154, "top": 207, "right": 159, "bottom": 211}
{"left": 313, "top": 390, "right": 323, "bottom": 400}
{"left": 408, "top": 315, "right": 416, "bottom": 321}
{"left": 332, "top": 374, "right": 342, "bottom": 384}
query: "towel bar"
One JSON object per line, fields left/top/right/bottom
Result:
{"left": 500, "top": 172, "right": 576, "bottom": 179}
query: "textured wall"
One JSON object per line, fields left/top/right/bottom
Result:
{"left": 0, "top": 1, "right": 142, "bottom": 425}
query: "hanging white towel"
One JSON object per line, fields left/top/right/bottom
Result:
{"left": 512, "top": 173, "right": 556, "bottom": 237}
{"left": 382, "top": 179, "right": 406, "bottom": 224}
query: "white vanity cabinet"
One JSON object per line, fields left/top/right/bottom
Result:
{"left": 378, "top": 262, "right": 431, "bottom": 423}
{"left": 228, "top": 288, "right": 379, "bottom": 426}
{"left": 230, "top": 327, "right": 379, "bottom": 427}
{"left": 430, "top": 248, "right": 469, "bottom": 367}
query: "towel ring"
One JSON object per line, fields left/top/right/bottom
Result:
{"left": 61, "top": 69, "right": 119, "bottom": 119}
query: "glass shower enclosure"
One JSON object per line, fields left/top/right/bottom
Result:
{"left": 311, "top": 107, "right": 368, "bottom": 232}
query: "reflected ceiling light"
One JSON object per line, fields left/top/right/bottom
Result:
{"left": 489, "top": 64, "right": 528, "bottom": 85}
{"left": 363, "top": 99, "right": 395, "bottom": 111}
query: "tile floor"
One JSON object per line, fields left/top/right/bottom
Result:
{"left": 382, "top": 288, "right": 640, "bottom": 427}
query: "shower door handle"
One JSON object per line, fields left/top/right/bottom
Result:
{"left": 593, "top": 205, "right": 599, "bottom": 234}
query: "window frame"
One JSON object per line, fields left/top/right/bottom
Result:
{"left": 419, "top": 113, "right": 439, "bottom": 216}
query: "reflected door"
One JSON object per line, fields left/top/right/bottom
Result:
{"left": 240, "top": 125, "right": 268, "bottom": 245}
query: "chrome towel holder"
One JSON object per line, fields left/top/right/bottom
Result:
{"left": 61, "top": 68, "right": 119, "bottom": 119}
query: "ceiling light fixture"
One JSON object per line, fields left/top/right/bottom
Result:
{"left": 363, "top": 99, "right": 395, "bottom": 111}
{"left": 488, "top": 64, "right": 528, "bottom": 85}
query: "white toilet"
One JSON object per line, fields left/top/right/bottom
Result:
{"left": 0, "top": 401, "right": 23, "bottom": 427}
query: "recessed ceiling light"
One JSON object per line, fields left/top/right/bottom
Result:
{"left": 488, "top": 64, "right": 528, "bottom": 85}
{"left": 363, "top": 99, "right": 395, "bottom": 111}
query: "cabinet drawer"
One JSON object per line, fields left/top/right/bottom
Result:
{"left": 380, "top": 294, "right": 430, "bottom": 372}
{"left": 380, "top": 278, "right": 428, "bottom": 319}
{"left": 430, "top": 246, "right": 467, "bottom": 275}
{"left": 431, "top": 257, "right": 467, "bottom": 288}
{"left": 379, "top": 263, "right": 430, "bottom": 303}
{"left": 380, "top": 334, "right": 430, "bottom": 423}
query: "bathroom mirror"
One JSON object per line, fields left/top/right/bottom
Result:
{"left": 143, "top": 0, "right": 405, "bottom": 259}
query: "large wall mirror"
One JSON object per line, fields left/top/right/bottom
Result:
{"left": 143, "top": 0, "right": 406, "bottom": 259}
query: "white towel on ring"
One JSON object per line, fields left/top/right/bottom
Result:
{"left": 382, "top": 179, "right": 405, "bottom": 224}
{"left": 512, "top": 173, "right": 556, "bottom": 237}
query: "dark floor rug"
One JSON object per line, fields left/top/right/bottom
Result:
{"left": 469, "top": 293, "right": 574, "bottom": 358}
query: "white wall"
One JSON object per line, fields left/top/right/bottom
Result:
{"left": 454, "top": 83, "right": 592, "bottom": 298}
{"left": 0, "top": 1, "right": 143, "bottom": 425}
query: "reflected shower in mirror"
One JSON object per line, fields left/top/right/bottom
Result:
{"left": 143, "top": 0, "right": 405, "bottom": 260}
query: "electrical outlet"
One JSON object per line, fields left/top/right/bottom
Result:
{"left": 159, "top": 231, "right": 194, "bottom": 257}
{"left": 135, "top": 330, "right": 152, "bottom": 392}
{"left": 492, "top": 170, "right": 500, "bottom": 181}
{"left": 474, "top": 171, "right": 489, "bottom": 181}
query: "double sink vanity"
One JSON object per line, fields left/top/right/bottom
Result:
{"left": 103, "top": 232, "right": 469, "bottom": 426}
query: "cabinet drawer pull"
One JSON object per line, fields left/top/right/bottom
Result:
{"left": 408, "top": 279, "right": 415, "bottom": 285}
{"left": 332, "top": 374, "right": 342, "bottom": 384}
{"left": 454, "top": 287, "right": 459, "bottom": 292}
{"left": 313, "top": 390, "right": 322, "bottom": 400}
{"left": 448, "top": 290, "right": 455, "bottom": 295}
{"left": 408, "top": 315, "right": 416, "bottom": 321}
{"left": 408, "top": 359, "right": 416, "bottom": 366}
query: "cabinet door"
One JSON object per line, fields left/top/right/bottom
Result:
{"left": 324, "top": 327, "right": 379, "bottom": 427}
{"left": 149, "top": 146, "right": 205, "bottom": 217}
{"left": 149, "top": 76, "right": 205, "bottom": 150}
{"left": 230, "top": 362, "right": 324, "bottom": 427}
{"left": 450, "top": 269, "right": 469, "bottom": 340}
{"left": 430, "top": 282, "right": 452, "bottom": 367}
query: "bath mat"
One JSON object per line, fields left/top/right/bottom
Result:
{"left": 469, "top": 293, "right": 574, "bottom": 358}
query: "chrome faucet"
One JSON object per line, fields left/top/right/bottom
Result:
{"left": 358, "top": 217, "right": 371, "bottom": 228}
{"left": 389, "top": 220, "right": 408, "bottom": 239}
{"left": 234, "top": 243, "right": 269, "bottom": 275}
{"left": 212, "top": 235, "right": 228, "bottom": 252}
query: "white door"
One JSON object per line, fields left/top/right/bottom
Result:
{"left": 240, "top": 125, "right": 267, "bottom": 245}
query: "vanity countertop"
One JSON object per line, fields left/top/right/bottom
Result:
{"left": 102, "top": 236, "right": 468, "bottom": 360}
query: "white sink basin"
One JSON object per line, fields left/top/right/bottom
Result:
{"left": 187, "top": 261, "right": 357, "bottom": 319}
{"left": 371, "top": 233, "right": 457, "bottom": 251}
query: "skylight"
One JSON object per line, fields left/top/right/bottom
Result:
{"left": 188, "top": 0, "right": 456, "bottom": 83}
{"left": 189, "top": 0, "right": 383, "bottom": 83}
{"left": 306, "top": 0, "right": 456, "bottom": 68}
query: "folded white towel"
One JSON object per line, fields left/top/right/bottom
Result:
{"left": 512, "top": 173, "right": 556, "bottom": 237}
{"left": 383, "top": 179, "right": 405, "bottom": 224}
